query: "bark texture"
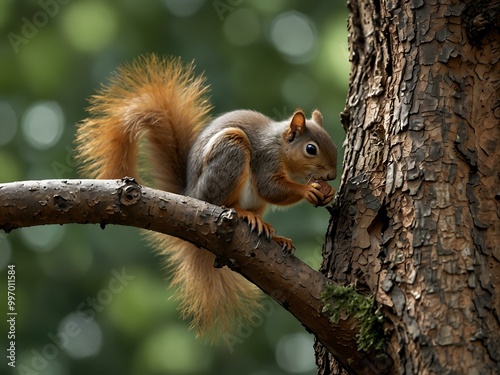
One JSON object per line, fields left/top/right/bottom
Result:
{"left": 316, "top": 0, "right": 500, "bottom": 373}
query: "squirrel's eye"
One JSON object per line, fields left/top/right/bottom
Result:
{"left": 305, "top": 144, "right": 317, "bottom": 156}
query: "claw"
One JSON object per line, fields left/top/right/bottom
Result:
{"left": 256, "top": 217, "right": 264, "bottom": 237}
{"left": 272, "top": 235, "right": 295, "bottom": 254}
{"left": 243, "top": 213, "right": 258, "bottom": 233}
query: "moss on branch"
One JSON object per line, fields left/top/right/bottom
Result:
{"left": 322, "top": 284, "right": 385, "bottom": 353}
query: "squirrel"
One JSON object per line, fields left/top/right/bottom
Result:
{"left": 75, "top": 54, "right": 337, "bottom": 341}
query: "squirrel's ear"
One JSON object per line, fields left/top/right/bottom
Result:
{"left": 312, "top": 109, "right": 323, "bottom": 126}
{"left": 287, "top": 110, "right": 306, "bottom": 142}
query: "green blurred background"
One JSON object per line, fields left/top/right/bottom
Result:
{"left": 0, "top": 1, "right": 349, "bottom": 374}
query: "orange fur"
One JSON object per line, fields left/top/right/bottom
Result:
{"left": 149, "top": 234, "right": 261, "bottom": 341}
{"left": 75, "top": 55, "right": 261, "bottom": 342}
{"left": 76, "top": 55, "right": 211, "bottom": 193}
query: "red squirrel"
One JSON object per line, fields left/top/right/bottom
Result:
{"left": 75, "top": 54, "right": 337, "bottom": 341}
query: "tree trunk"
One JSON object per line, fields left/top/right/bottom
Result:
{"left": 316, "top": 0, "right": 500, "bottom": 373}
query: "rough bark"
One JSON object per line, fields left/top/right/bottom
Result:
{"left": 0, "top": 178, "right": 389, "bottom": 374}
{"left": 316, "top": 0, "right": 500, "bottom": 374}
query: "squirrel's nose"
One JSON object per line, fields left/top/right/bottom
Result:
{"left": 326, "top": 172, "right": 336, "bottom": 181}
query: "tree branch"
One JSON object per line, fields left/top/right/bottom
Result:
{"left": 0, "top": 178, "right": 391, "bottom": 374}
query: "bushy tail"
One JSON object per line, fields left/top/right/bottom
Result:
{"left": 150, "top": 234, "right": 262, "bottom": 342}
{"left": 75, "top": 54, "right": 211, "bottom": 193}
{"left": 75, "top": 55, "right": 261, "bottom": 341}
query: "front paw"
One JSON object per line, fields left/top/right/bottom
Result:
{"left": 236, "top": 210, "right": 275, "bottom": 240}
{"left": 304, "top": 180, "right": 335, "bottom": 207}
{"left": 236, "top": 210, "right": 295, "bottom": 253}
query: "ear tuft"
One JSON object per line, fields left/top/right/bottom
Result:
{"left": 287, "top": 110, "right": 306, "bottom": 141}
{"left": 312, "top": 109, "right": 323, "bottom": 126}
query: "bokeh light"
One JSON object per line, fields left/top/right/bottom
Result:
{"left": 275, "top": 333, "right": 316, "bottom": 373}
{"left": 61, "top": 1, "right": 118, "bottom": 53}
{"left": 59, "top": 313, "right": 103, "bottom": 359}
{"left": 19, "top": 225, "right": 65, "bottom": 253}
{"left": 21, "top": 101, "right": 64, "bottom": 150}
{"left": 270, "top": 11, "right": 317, "bottom": 64}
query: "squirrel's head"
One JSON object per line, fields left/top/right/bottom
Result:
{"left": 282, "top": 110, "right": 337, "bottom": 183}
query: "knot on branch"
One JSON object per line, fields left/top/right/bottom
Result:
{"left": 212, "top": 207, "right": 239, "bottom": 247}
{"left": 54, "top": 194, "right": 72, "bottom": 212}
{"left": 118, "top": 177, "right": 142, "bottom": 206}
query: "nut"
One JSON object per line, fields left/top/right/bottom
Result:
{"left": 312, "top": 179, "right": 333, "bottom": 197}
